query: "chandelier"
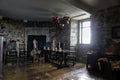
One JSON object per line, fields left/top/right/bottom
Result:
{"left": 52, "top": 16, "right": 71, "bottom": 27}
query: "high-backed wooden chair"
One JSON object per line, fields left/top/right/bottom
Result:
{"left": 38, "top": 50, "right": 45, "bottom": 64}
{"left": 31, "top": 49, "right": 39, "bottom": 63}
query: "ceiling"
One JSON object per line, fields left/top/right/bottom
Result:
{"left": 0, "top": 0, "right": 119, "bottom": 21}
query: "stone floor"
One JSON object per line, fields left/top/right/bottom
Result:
{"left": 3, "top": 63, "right": 115, "bottom": 80}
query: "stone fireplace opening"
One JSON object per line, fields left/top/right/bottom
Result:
{"left": 27, "top": 35, "right": 46, "bottom": 53}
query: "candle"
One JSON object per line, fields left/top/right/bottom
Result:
{"left": 43, "top": 46, "right": 46, "bottom": 50}
{"left": 58, "top": 42, "right": 60, "bottom": 50}
{"left": 53, "top": 40, "right": 55, "bottom": 51}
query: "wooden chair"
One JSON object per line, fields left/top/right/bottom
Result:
{"left": 38, "top": 51, "right": 45, "bottom": 64}
{"left": 31, "top": 49, "right": 39, "bottom": 63}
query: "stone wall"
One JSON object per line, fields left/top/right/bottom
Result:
{"left": 56, "top": 24, "right": 70, "bottom": 50}
{"left": 91, "top": 5, "right": 120, "bottom": 52}
{"left": 76, "top": 44, "right": 90, "bottom": 63}
{"left": 0, "top": 18, "right": 70, "bottom": 51}
{"left": 0, "top": 20, "right": 25, "bottom": 45}
{"left": 75, "top": 5, "right": 120, "bottom": 63}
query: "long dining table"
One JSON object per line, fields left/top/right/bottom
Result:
{"left": 42, "top": 50, "right": 76, "bottom": 68}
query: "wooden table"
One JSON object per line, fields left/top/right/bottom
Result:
{"left": 43, "top": 50, "right": 76, "bottom": 68}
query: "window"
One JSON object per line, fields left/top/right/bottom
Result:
{"left": 70, "top": 20, "right": 78, "bottom": 46}
{"left": 79, "top": 20, "right": 91, "bottom": 44}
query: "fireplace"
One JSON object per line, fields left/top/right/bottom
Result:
{"left": 27, "top": 35, "right": 46, "bottom": 53}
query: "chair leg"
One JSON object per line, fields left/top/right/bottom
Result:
{"left": 34, "top": 57, "right": 38, "bottom": 63}
{"left": 39, "top": 58, "right": 45, "bottom": 64}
